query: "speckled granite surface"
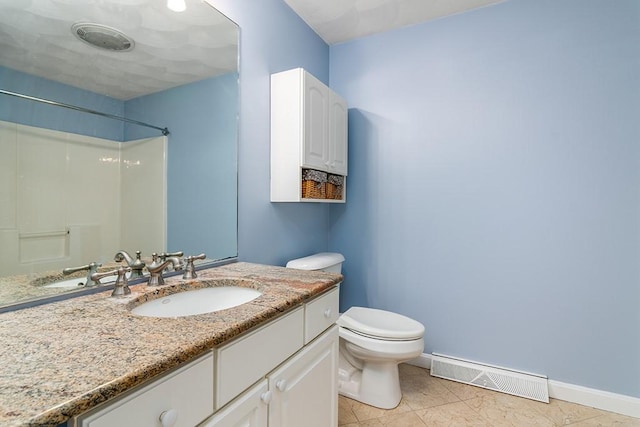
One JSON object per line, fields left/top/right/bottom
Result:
{"left": 0, "top": 262, "right": 342, "bottom": 427}
{"left": 0, "top": 268, "right": 96, "bottom": 306}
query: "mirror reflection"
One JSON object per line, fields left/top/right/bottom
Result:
{"left": 0, "top": 0, "right": 239, "bottom": 308}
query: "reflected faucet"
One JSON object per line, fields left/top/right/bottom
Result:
{"left": 114, "top": 250, "right": 146, "bottom": 278}
{"left": 158, "top": 251, "right": 184, "bottom": 272}
{"left": 147, "top": 253, "right": 183, "bottom": 286}
{"left": 92, "top": 266, "right": 132, "bottom": 298}
{"left": 62, "top": 262, "right": 103, "bottom": 287}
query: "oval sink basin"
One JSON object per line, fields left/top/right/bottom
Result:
{"left": 131, "top": 287, "right": 262, "bottom": 318}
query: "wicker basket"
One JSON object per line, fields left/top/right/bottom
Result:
{"left": 301, "top": 169, "right": 327, "bottom": 199}
{"left": 326, "top": 174, "right": 344, "bottom": 200}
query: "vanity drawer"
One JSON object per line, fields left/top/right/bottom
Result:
{"left": 304, "top": 286, "right": 339, "bottom": 344}
{"left": 77, "top": 352, "right": 214, "bottom": 427}
{"left": 215, "top": 306, "right": 304, "bottom": 409}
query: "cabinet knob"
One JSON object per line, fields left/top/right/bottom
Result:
{"left": 276, "top": 379, "right": 288, "bottom": 392}
{"left": 261, "top": 390, "right": 273, "bottom": 404}
{"left": 324, "top": 308, "right": 332, "bottom": 318}
{"left": 159, "top": 408, "right": 178, "bottom": 427}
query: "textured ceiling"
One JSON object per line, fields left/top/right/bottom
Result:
{"left": 284, "top": 0, "right": 506, "bottom": 44}
{"left": 0, "top": 0, "right": 238, "bottom": 100}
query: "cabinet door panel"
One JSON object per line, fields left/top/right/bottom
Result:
{"left": 269, "top": 326, "right": 338, "bottom": 427}
{"left": 200, "top": 380, "right": 268, "bottom": 427}
{"left": 328, "top": 93, "right": 348, "bottom": 175}
{"left": 302, "top": 74, "right": 328, "bottom": 170}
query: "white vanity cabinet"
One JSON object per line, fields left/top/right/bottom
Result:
{"left": 202, "top": 286, "right": 339, "bottom": 427}
{"left": 74, "top": 287, "right": 340, "bottom": 427}
{"left": 271, "top": 68, "right": 348, "bottom": 202}
{"left": 203, "top": 327, "right": 338, "bottom": 427}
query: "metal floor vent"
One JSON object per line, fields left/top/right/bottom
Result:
{"left": 430, "top": 353, "right": 549, "bottom": 403}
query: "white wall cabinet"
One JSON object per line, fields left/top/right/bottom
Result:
{"left": 74, "top": 287, "right": 340, "bottom": 427}
{"left": 271, "top": 68, "right": 348, "bottom": 202}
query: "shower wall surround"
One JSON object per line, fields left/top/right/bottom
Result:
{"left": 0, "top": 120, "right": 165, "bottom": 276}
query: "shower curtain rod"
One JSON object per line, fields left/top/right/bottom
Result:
{"left": 0, "top": 89, "right": 170, "bottom": 136}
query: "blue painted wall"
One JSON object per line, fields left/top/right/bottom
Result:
{"left": 125, "top": 73, "right": 239, "bottom": 259}
{"left": 329, "top": 0, "right": 640, "bottom": 397}
{"left": 0, "top": 66, "right": 124, "bottom": 140}
{"left": 210, "top": 0, "right": 332, "bottom": 266}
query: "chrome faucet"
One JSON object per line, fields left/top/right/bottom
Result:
{"left": 183, "top": 253, "right": 206, "bottom": 280}
{"left": 114, "top": 250, "right": 146, "bottom": 278}
{"left": 62, "top": 262, "right": 102, "bottom": 287}
{"left": 91, "top": 266, "right": 132, "bottom": 298}
{"left": 147, "top": 253, "right": 183, "bottom": 286}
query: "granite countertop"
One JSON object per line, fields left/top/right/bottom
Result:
{"left": 0, "top": 262, "right": 342, "bottom": 427}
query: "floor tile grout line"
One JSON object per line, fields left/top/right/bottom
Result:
{"left": 342, "top": 364, "right": 640, "bottom": 427}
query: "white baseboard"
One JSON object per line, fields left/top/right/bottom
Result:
{"left": 548, "top": 380, "right": 640, "bottom": 419}
{"left": 407, "top": 353, "right": 432, "bottom": 369}
{"left": 406, "top": 353, "right": 640, "bottom": 419}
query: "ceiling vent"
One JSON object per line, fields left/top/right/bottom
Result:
{"left": 71, "top": 23, "right": 134, "bottom": 52}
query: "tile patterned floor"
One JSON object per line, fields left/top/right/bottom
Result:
{"left": 338, "top": 364, "right": 640, "bottom": 427}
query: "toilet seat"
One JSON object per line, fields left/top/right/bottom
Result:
{"left": 337, "top": 307, "right": 425, "bottom": 341}
{"left": 339, "top": 327, "right": 424, "bottom": 359}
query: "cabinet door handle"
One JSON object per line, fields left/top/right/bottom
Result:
{"left": 324, "top": 308, "right": 332, "bottom": 318}
{"left": 159, "top": 409, "right": 178, "bottom": 427}
{"left": 261, "top": 390, "right": 273, "bottom": 405}
{"left": 276, "top": 379, "right": 288, "bottom": 392}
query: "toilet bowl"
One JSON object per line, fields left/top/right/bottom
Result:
{"left": 286, "top": 253, "right": 426, "bottom": 409}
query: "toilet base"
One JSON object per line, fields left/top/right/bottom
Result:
{"left": 338, "top": 357, "right": 402, "bottom": 409}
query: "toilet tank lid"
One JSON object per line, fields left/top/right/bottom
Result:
{"left": 286, "top": 252, "right": 345, "bottom": 270}
{"left": 337, "top": 307, "right": 425, "bottom": 340}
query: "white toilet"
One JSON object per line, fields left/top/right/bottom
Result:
{"left": 286, "top": 252, "right": 425, "bottom": 409}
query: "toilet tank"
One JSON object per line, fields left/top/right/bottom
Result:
{"left": 286, "top": 252, "right": 345, "bottom": 273}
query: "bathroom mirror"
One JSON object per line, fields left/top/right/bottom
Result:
{"left": 0, "top": 0, "right": 239, "bottom": 308}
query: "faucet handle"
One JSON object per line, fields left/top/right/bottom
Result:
{"left": 91, "top": 267, "right": 132, "bottom": 298}
{"left": 63, "top": 262, "right": 103, "bottom": 287}
{"left": 158, "top": 251, "right": 184, "bottom": 260}
{"left": 183, "top": 253, "right": 206, "bottom": 280}
{"left": 62, "top": 262, "right": 102, "bottom": 276}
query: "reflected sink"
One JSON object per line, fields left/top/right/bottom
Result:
{"left": 131, "top": 287, "right": 262, "bottom": 318}
{"left": 44, "top": 277, "right": 86, "bottom": 289}
{"left": 43, "top": 271, "right": 132, "bottom": 289}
